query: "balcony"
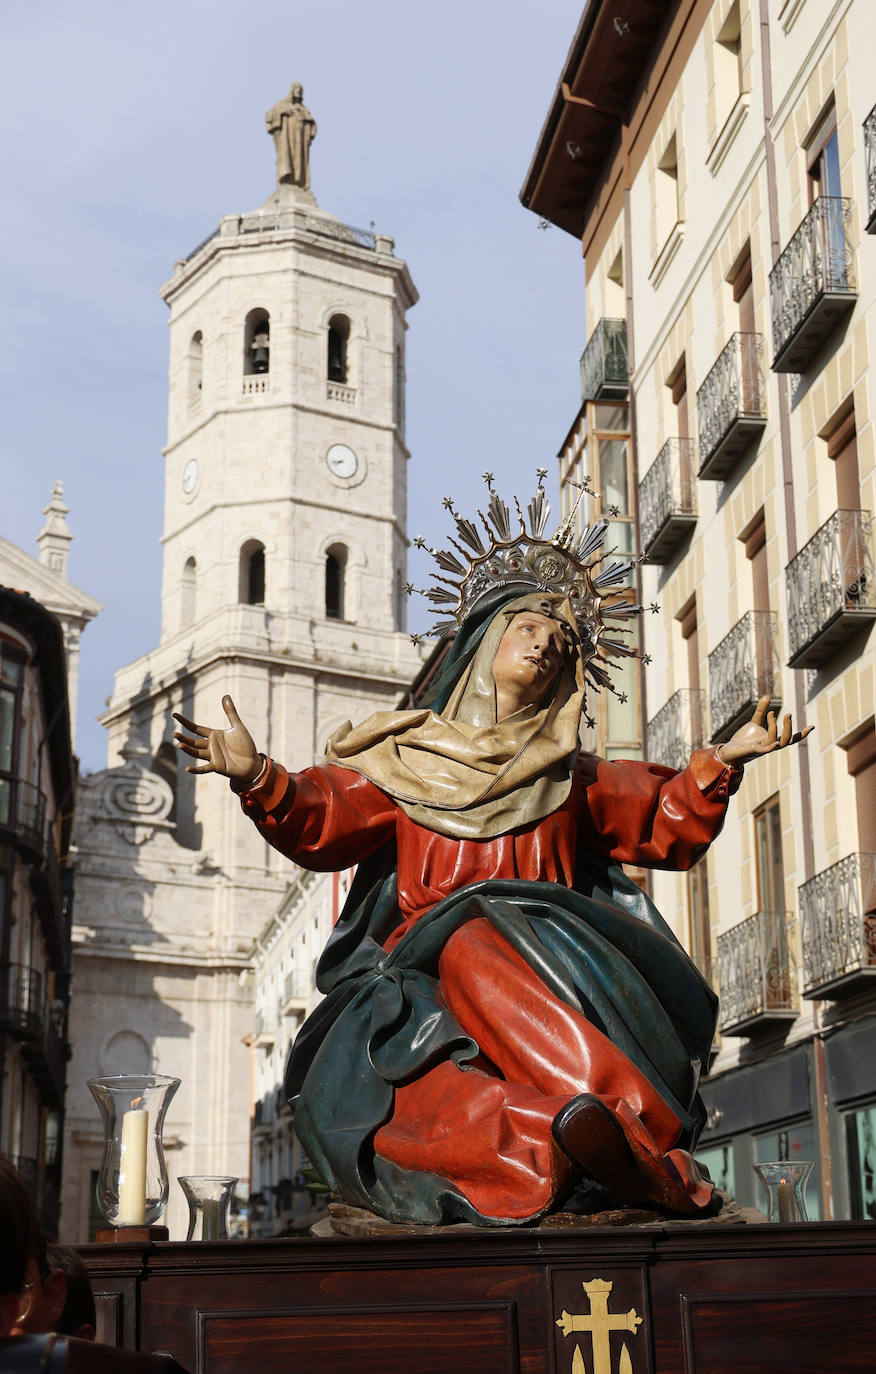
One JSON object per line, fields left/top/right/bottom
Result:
{"left": 708, "top": 610, "right": 781, "bottom": 742}
{"left": 282, "top": 970, "right": 310, "bottom": 1016}
{"left": 0, "top": 779, "right": 47, "bottom": 861}
{"left": 639, "top": 439, "right": 698, "bottom": 562}
{"left": 0, "top": 962, "right": 44, "bottom": 1040}
{"left": 785, "top": 509, "right": 876, "bottom": 667}
{"left": 646, "top": 690, "right": 707, "bottom": 772}
{"left": 253, "top": 1009, "right": 275, "bottom": 1050}
{"left": 799, "top": 853, "right": 876, "bottom": 1000}
{"left": 579, "top": 318, "right": 628, "bottom": 404}
{"left": 866, "top": 105, "right": 876, "bottom": 234}
{"left": 717, "top": 910, "right": 798, "bottom": 1036}
{"left": 697, "top": 333, "right": 767, "bottom": 479}
{"left": 770, "top": 197, "right": 857, "bottom": 373}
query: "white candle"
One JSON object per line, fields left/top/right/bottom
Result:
{"left": 117, "top": 1107, "right": 148, "bottom": 1225}
{"left": 777, "top": 1179, "right": 795, "bottom": 1223}
{"left": 201, "top": 1199, "right": 221, "bottom": 1241}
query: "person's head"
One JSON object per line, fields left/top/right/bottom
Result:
{"left": 0, "top": 1154, "right": 40, "bottom": 1336}
{"left": 290, "top": 82, "right": 303, "bottom": 101}
{"left": 46, "top": 1245, "right": 96, "bottom": 1341}
{"left": 492, "top": 609, "right": 568, "bottom": 720}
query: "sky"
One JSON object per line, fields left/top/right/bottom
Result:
{"left": 0, "top": 1, "right": 588, "bottom": 771}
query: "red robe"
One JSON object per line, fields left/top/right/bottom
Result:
{"left": 239, "top": 748, "right": 740, "bottom": 1218}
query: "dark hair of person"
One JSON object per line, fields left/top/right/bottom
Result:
{"left": 46, "top": 1244, "right": 97, "bottom": 1336}
{"left": 0, "top": 1153, "right": 40, "bottom": 1298}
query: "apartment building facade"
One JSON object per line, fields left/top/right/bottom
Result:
{"left": 523, "top": 0, "right": 876, "bottom": 1219}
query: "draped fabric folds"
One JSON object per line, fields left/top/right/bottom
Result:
{"left": 233, "top": 583, "right": 732, "bottom": 1225}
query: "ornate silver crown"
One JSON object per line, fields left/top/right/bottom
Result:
{"left": 410, "top": 471, "right": 652, "bottom": 705}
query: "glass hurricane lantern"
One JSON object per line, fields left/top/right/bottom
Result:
{"left": 87, "top": 1074, "right": 180, "bottom": 1227}
{"left": 752, "top": 1160, "right": 814, "bottom": 1223}
{"left": 178, "top": 1175, "right": 238, "bottom": 1240}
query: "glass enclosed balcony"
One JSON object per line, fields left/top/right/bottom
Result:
{"left": 866, "top": 105, "right": 876, "bottom": 235}
{"left": 697, "top": 333, "right": 766, "bottom": 480}
{"left": 708, "top": 610, "right": 780, "bottom": 742}
{"left": 786, "top": 509, "right": 876, "bottom": 667}
{"left": 579, "top": 318, "right": 628, "bottom": 404}
{"left": 769, "top": 197, "right": 857, "bottom": 373}
{"left": 639, "top": 438, "right": 698, "bottom": 562}
{"left": 717, "top": 909, "right": 798, "bottom": 1036}
{"left": 646, "top": 690, "right": 706, "bottom": 772}
{"left": 799, "top": 852, "right": 876, "bottom": 999}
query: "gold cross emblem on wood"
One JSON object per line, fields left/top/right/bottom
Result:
{"left": 556, "top": 1277, "right": 643, "bottom": 1374}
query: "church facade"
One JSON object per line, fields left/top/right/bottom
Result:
{"left": 61, "top": 99, "right": 423, "bottom": 1241}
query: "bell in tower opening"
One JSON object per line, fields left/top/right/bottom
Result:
{"left": 244, "top": 309, "right": 270, "bottom": 375}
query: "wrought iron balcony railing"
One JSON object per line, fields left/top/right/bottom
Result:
{"left": 697, "top": 333, "right": 766, "bottom": 480}
{"left": 770, "top": 197, "right": 857, "bottom": 373}
{"left": 799, "top": 852, "right": 876, "bottom": 999}
{"left": 0, "top": 962, "right": 44, "bottom": 1040}
{"left": 717, "top": 909, "right": 798, "bottom": 1036}
{"left": 786, "top": 509, "right": 876, "bottom": 667}
{"left": 0, "top": 778, "right": 47, "bottom": 860}
{"left": 708, "top": 610, "right": 780, "bottom": 742}
{"left": 639, "top": 438, "right": 698, "bottom": 562}
{"left": 646, "top": 690, "right": 707, "bottom": 772}
{"left": 579, "top": 318, "right": 628, "bottom": 404}
{"left": 866, "top": 105, "right": 876, "bottom": 235}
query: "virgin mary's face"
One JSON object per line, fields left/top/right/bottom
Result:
{"left": 492, "top": 611, "right": 566, "bottom": 709}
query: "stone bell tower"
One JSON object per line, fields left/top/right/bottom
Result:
{"left": 62, "top": 87, "right": 422, "bottom": 1240}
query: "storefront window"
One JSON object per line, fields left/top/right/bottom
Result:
{"left": 695, "top": 1140, "right": 735, "bottom": 1196}
{"left": 846, "top": 1103, "right": 876, "bottom": 1221}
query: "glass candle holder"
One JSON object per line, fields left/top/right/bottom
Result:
{"left": 178, "top": 1175, "right": 238, "bottom": 1240}
{"left": 87, "top": 1074, "right": 181, "bottom": 1227}
{"left": 752, "top": 1160, "right": 814, "bottom": 1223}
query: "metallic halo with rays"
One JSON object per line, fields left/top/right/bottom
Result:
{"left": 409, "top": 471, "right": 649, "bottom": 701}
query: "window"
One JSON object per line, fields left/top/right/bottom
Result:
{"left": 714, "top": 1, "right": 743, "bottom": 132}
{"left": 244, "top": 309, "right": 270, "bottom": 376}
{"left": 325, "top": 545, "right": 346, "bottom": 620}
{"left": 239, "top": 540, "right": 266, "bottom": 606}
{"left": 327, "top": 315, "right": 350, "bottom": 383}
{"left": 605, "top": 248, "right": 625, "bottom": 317}
{"left": 679, "top": 599, "right": 704, "bottom": 743}
{"left": 744, "top": 512, "right": 769, "bottom": 614}
{"left": 755, "top": 796, "right": 785, "bottom": 912}
{"left": 808, "top": 108, "right": 841, "bottom": 203}
{"left": 844, "top": 723, "right": 876, "bottom": 860}
{"left": 187, "top": 330, "right": 203, "bottom": 404}
{"left": 846, "top": 1102, "right": 876, "bottom": 1220}
{"left": 0, "top": 649, "right": 23, "bottom": 828}
{"left": 731, "top": 245, "right": 755, "bottom": 336}
{"left": 181, "top": 557, "right": 197, "bottom": 629}
{"left": 828, "top": 408, "right": 861, "bottom": 510}
{"left": 669, "top": 356, "right": 689, "bottom": 441}
{"left": 394, "top": 344, "right": 405, "bottom": 429}
{"left": 655, "top": 134, "right": 679, "bottom": 247}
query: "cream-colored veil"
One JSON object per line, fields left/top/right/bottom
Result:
{"left": 324, "top": 593, "right": 586, "bottom": 839}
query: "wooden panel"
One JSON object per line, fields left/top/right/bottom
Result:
{"left": 196, "top": 1303, "right": 517, "bottom": 1374}
{"left": 93, "top": 1290, "right": 124, "bottom": 1346}
{"left": 680, "top": 1290, "right": 876, "bottom": 1373}
{"left": 551, "top": 1264, "right": 651, "bottom": 1374}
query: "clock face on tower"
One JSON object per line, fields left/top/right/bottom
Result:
{"left": 182, "top": 458, "right": 199, "bottom": 495}
{"left": 325, "top": 444, "right": 358, "bottom": 479}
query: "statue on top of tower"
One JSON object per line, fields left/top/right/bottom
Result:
{"left": 266, "top": 82, "right": 317, "bottom": 191}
